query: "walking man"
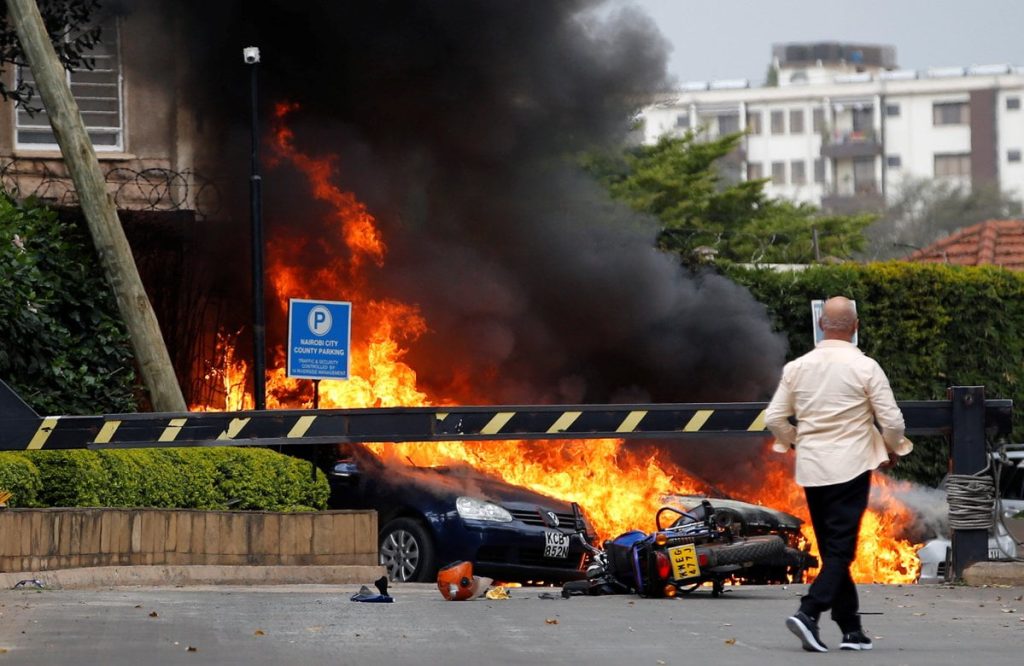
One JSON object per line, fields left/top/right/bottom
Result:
{"left": 765, "top": 296, "right": 912, "bottom": 652}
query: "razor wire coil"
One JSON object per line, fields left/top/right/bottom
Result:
{"left": 0, "top": 159, "right": 223, "bottom": 220}
{"left": 947, "top": 458, "right": 995, "bottom": 531}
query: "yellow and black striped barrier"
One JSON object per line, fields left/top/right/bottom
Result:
{"left": 0, "top": 379, "right": 1012, "bottom": 450}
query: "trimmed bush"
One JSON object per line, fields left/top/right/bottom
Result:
{"left": 0, "top": 453, "right": 43, "bottom": 507}
{"left": 726, "top": 262, "right": 1024, "bottom": 486}
{"left": 0, "top": 448, "right": 328, "bottom": 511}
{"left": 29, "top": 450, "right": 110, "bottom": 507}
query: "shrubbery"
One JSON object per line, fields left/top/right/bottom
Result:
{"left": 0, "top": 193, "right": 136, "bottom": 415}
{"left": 0, "top": 448, "right": 329, "bottom": 511}
{"left": 726, "top": 262, "right": 1024, "bottom": 486}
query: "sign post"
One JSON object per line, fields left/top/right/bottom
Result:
{"left": 287, "top": 299, "right": 352, "bottom": 382}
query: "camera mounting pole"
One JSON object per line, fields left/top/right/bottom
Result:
{"left": 244, "top": 46, "right": 266, "bottom": 411}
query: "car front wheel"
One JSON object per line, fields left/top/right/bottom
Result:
{"left": 379, "top": 517, "right": 436, "bottom": 582}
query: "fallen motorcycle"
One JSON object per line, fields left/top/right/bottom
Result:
{"left": 564, "top": 499, "right": 798, "bottom": 598}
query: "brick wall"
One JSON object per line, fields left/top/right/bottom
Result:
{"left": 0, "top": 509, "right": 377, "bottom": 572}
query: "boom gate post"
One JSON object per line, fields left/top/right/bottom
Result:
{"left": 949, "top": 386, "right": 989, "bottom": 580}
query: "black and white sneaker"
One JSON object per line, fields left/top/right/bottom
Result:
{"left": 786, "top": 611, "right": 829, "bottom": 652}
{"left": 840, "top": 630, "right": 873, "bottom": 651}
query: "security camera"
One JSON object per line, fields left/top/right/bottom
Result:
{"left": 243, "top": 47, "right": 260, "bottom": 64}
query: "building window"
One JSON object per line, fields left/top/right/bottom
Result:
{"left": 789, "top": 109, "right": 804, "bottom": 134}
{"left": 717, "top": 113, "right": 740, "bottom": 135}
{"left": 1009, "top": 149, "right": 1022, "bottom": 163}
{"left": 771, "top": 161, "right": 786, "bottom": 185}
{"left": 1007, "top": 97, "right": 1021, "bottom": 110}
{"left": 16, "top": 20, "right": 122, "bottom": 150}
{"left": 885, "top": 103, "right": 901, "bottom": 117}
{"left": 746, "top": 111, "right": 762, "bottom": 135}
{"left": 791, "top": 160, "right": 806, "bottom": 184}
{"left": 770, "top": 110, "right": 785, "bottom": 134}
{"left": 887, "top": 155, "right": 902, "bottom": 168}
{"left": 934, "top": 153, "right": 971, "bottom": 178}
{"left": 813, "top": 158, "right": 825, "bottom": 183}
{"left": 812, "top": 108, "right": 825, "bottom": 133}
{"left": 853, "top": 157, "right": 876, "bottom": 192}
{"left": 933, "top": 101, "right": 969, "bottom": 125}
{"left": 852, "top": 106, "right": 874, "bottom": 132}
{"left": 746, "top": 162, "right": 763, "bottom": 180}
{"left": 675, "top": 113, "right": 690, "bottom": 128}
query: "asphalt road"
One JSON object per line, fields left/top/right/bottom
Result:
{"left": 0, "top": 582, "right": 1022, "bottom": 665}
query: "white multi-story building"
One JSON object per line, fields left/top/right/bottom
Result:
{"left": 640, "top": 43, "right": 1024, "bottom": 213}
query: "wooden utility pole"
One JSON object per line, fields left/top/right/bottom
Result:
{"left": 5, "top": 0, "right": 187, "bottom": 411}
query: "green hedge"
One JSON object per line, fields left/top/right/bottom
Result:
{"left": 726, "top": 262, "right": 1024, "bottom": 486}
{"left": 0, "top": 448, "right": 329, "bottom": 511}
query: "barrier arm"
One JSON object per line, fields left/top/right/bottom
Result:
{"left": 0, "top": 378, "right": 1010, "bottom": 451}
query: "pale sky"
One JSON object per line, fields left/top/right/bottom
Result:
{"left": 623, "top": 0, "right": 1024, "bottom": 86}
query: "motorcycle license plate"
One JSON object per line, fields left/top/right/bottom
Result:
{"left": 668, "top": 543, "right": 701, "bottom": 580}
{"left": 544, "top": 531, "right": 570, "bottom": 558}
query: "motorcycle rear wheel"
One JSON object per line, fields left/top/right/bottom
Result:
{"left": 708, "top": 535, "right": 785, "bottom": 567}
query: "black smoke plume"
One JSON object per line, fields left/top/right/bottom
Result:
{"left": 168, "top": 0, "right": 787, "bottom": 404}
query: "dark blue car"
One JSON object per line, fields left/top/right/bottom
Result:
{"left": 326, "top": 444, "right": 596, "bottom": 583}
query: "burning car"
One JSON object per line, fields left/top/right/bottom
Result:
{"left": 323, "top": 444, "right": 597, "bottom": 583}
{"left": 661, "top": 495, "right": 818, "bottom": 583}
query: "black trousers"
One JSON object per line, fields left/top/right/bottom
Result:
{"left": 798, "top": 470, "right": 871, "bottom": 633}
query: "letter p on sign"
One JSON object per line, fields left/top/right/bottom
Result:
{"left": 308, "top": 306, "right": 333, "bottom": 336}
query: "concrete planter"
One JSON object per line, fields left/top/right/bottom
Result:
{"left": 0, "top": 508, "right": 377, "bottom": 572}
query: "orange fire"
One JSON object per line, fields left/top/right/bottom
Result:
{"left": 198, "top": 103, "right": 920, "bottom": 584}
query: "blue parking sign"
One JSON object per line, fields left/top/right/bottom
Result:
{"left": 287, "top": 299, "right": 351, "bottom": 380}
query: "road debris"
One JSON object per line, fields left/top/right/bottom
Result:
{"left": 350, "top": 576, "right": 394, "bottom": 603}
{"left": 12, "top": 579, "right": 44, "bottom": 589}
{"left": 485, "top": 586, "right": 510, "bottom": 600}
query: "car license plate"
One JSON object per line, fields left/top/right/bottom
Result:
{"left": 544, "top": 531, "right": 569, "bottom": 558}
{"left": 668, "top": 543, "right": 701, "bottom": 580}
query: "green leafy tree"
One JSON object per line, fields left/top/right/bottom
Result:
{"left": 584, "top": 132, "right": 873, "bottom": 264}
{"left": 0, "top": 0, "right": 101, "bottom": 110}
{"left": 0, "top": 193, "right": 136, "bottom": 414}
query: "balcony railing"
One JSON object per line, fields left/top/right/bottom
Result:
{"left": 820, "top": 128, "right": 882, "bottom": 158}
{"left": 821, "top": 181, "right": 884, "bottom": 214}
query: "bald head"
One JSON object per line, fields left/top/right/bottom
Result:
{"left": 820, "top": 296, "right": 858, "bottom": 341}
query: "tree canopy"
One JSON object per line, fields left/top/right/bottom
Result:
{"left": 583, "top": 131, "right": 873, "bottom": 265}
{"left": 0, "top": 0, "right": 100, "bottom": 110}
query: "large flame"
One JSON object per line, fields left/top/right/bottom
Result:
{"left": 197, "top": 103, "right": 920, "bottom": 583}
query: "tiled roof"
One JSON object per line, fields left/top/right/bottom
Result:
{"left": 904, "top": 220, "right": 1024, "bottom": 270}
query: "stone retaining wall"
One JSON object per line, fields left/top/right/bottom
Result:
{"left": 0, "top": 508, "right": 377, "bottom": 572}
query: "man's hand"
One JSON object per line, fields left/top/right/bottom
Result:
{"left": 879, "top": 451, "right": 901, "bottom": 469}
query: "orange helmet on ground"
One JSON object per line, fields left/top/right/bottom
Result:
{"left": 437, "top": 560, "right": 475, "bottom": 600}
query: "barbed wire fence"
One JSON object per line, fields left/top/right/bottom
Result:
{"left": 0, "top": 158, "right": 224, "bottom": 221}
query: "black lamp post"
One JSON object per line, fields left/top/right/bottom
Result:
{"left": 243, "top": 46, "right": 266, "bottom": 410}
